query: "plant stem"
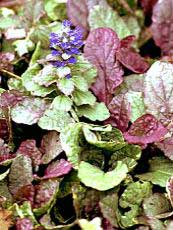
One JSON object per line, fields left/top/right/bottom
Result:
{"left": 0, "top": 69, "right": 21, "bottom": 80}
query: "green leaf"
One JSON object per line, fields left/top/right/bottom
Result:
{"left": 8, "top": 155, "right": 33, "bottom": 195}
{"left": 99, "top": 193, "right": 120, "bottom": 227}
{"left": 143, "top": 193, "right": 171, "bottom": 217}
{"left": 120, "top": 181, "right": 152, "bottom": 208}
{"left": 78, "top": 217, "right": 103, "bottom": 230}
{"left": 44, "top": 0, "right": 67, "bottom": 21}
{"left": 77, "top": 102, "right": 110, "bottom": 121}
{"left": 126, "top": 91, "right": 146, "bottom": 122}
{"left": 123, "top": 16, "right": 141, "bottom": 40}
{"left": 109, "top": 144, "right": 141, "bottom": 171}
{"left": 14, "top": 202, "right": 38, "bottom": 224}
{"left": 58, "top": 78, "right": 75, "bottom": 95}
{"left": 22, "top": 64, "right": 55, "bottom": 97}
{"left": 33, "top": 65, "right": 58, "bottom": 87}
{"left": 8, "top": 78, "right": 26, "bottom": 92}
{"left": 38, "top": 107, "right": 74, "bottom": 132}
{"left": 29, "top": 25, "right": 51, "bottom": 48}
{"left": 30, "top": 42, "right": 49, "bottom": 66}
{"left": 72, "top": 90, "right": 96, "bottom": 106}
{"left": 78, "top": 161, "right": 128, "bottom": 191}
{"left": 72, "top": 76, "right": 88, "bottom": 92}
{"left": 137, "top": 157, "right": 173, "bottom": 187}
{"left": 82, "top": 125, "right": 126, "bottom": 151}
{"left": 88, "top": 5, "right": 131, "bottom": 39}
{"left": 60, "top": 123, "right": 83, "bottom": 168}
{"left": 11, "top": 97, "right": 48, "bottom": 125}
{"left": 119, "top": 181, "right": 152, "bottom": 227}
{"left": 51, "top": 95, "right": 73, "bottom": 112}
{"left": 13, "top": 39, "right": 35, "bottom": 56}
{"left": 71, "top": 55, "right": 97, "bottom": 86}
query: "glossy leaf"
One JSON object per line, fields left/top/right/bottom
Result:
{"left": 84, "top": 28, "right": 124, "bottom": 105}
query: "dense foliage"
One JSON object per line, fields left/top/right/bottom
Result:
{"left": 0, "top": 0, "right": 173, "bottom": 229}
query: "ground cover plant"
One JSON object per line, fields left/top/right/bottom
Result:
{"left": 1, "top": 0, "right": 173, "bottom": 229}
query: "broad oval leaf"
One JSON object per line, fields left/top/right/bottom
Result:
{"left": 124, "top": 114, "right": 168, "bottom": 145}
{"left": 144, "top": 61, "right": 173, "bottom": 127}
{"left": 78, "top": 161, "right": 128, "bottom": 191}
{"left": 151, "top": 0, "right": 173, "bottom": 55}
{"left": 11, "top": 97, "right": 48, "bottom": 125}
{"left": 84, "top": 28, "right": 124, "bottom": 105}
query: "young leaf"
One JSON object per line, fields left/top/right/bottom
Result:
{"left": 84, "top": 28, "right": 124, "bottom": 105}
{"left": 22, "top": 64, "right": 55, "bottom": 97}
{"left": 72, "top": 90, "right": 96, "bottom": 106}
{"left": 51, "top": 95, "right": 73, "bottom": 112}
{"left": 77, "top": 102, "right": 110, "bottom": 121}
{"left": 71, "top": 55, "right": 97, "bottom": 86}
{"left": 58, "top": 78, "right": 75, "bottom": 96}
{"left": 124, "top": 114, "right": 168, "bottom": 145}
{"left": 78, "top": 161, "right": 128, "bottom": 191}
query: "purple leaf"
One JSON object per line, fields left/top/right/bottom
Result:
{"left": 0, "top": 119, "right": 9, "bottom": 141}
{"left": 14, "top": 184, "right": 35, "bottom": 206}
{"left": 141, "top": 0, "right": 158, "bottom": 14}
{"left": 16, "top": 218, "right": 33, "bottom": 230}
{"left": 157, "top": 136, "right": 173, "bottom": 160}
{"left": 0, "top": 90, "right": 24, "bottom": 109}
{"left": 17, "top": 140, "right": 43, "bottom": 167}
{"left": 40, "top": 131, "right": 63, "bottom": 164}
{"left": 0, "top": 52, "right": 15, "bottom": 72}
{"left": 124, "top": 114, "right": 168, "bottom": 145}
{"left": 105, "top": 94, "right": 130, "bottom": 132}
{"left": 120, "top": 35, "right": 136, "bottom": 49}
{"left": 84, "top": 28, "right": 123, "bottom": 105}
{"left": 43, "top": 159, "right": 72, "bottom": 179}
{"left": 34, "top": 179, "right": 58, "bottom": 209}
{"left": 117, "top": 48, "right": 149, "bottom": 73}
{"left": 151, "top": 0, "right": 173, "bottom": 55}
{"left": 67, "top": 0, "right": 89, "bottom": 36}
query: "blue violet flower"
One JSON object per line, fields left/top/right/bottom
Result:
{"left": 49, "top": 20, "right": 83, "bottom": 79}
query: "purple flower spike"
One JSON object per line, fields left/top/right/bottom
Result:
{"left": 49, "top": 20, "right": 83, "bottom": 73}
